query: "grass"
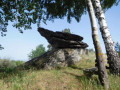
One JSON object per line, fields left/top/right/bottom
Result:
{"left": 0, "top": 52, "right": 120, "bottom": 90}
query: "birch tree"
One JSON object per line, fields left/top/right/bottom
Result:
{"left": 86, "top": 0, "right": 109, "bottom": 88}
{"left": 93, "top": 0, "right": 120, "bottom": 74}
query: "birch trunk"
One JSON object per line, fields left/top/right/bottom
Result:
{"left": 93, "top": 0, "right": 120, "bottom": 74}
{"left": 86, "top": 0, "right": 109, "bottom": 89}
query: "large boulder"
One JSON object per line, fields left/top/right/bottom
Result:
{"left": 23, "top": 28, "right": 89, "bottom": 70}
{"left": 24, "top": 49, "right": 83, "bottom": 69}
{"left": 38, "top": 27, "right": 88, "bottom": 49}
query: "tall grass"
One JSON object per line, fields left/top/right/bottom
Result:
{"left": 0, "top": 53, "right": 120, "bottom": 90}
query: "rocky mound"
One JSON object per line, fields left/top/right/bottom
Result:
{"left": 23, "top": 28, "right": 89, "bottom": 70}
{"left": 24, "top": 49, "right": 84, "bottom": 69}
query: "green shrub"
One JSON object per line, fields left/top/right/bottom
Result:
{"left": 14, "top": 60, "right": 25, "bottom": 66}
{"left": 0, "top": 59, "right": 25, "bottom": 72}
{"left": 0, "top": 59, "right": 16, "bottom": 68}
{"left": 28, "top": 44, "right": 46, "bottom": 59}
{"left": 0, "top": 59, "right": 16, "bottom": 72}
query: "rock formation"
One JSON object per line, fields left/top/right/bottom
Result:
{"left": 38, "top": 27, "right": 88, "bottom": 49}
{"left": 24, "top": 49, "right": 84, "bottom": 69}
{"left": 24, "top": 28, "right": 88, "bottom": 70}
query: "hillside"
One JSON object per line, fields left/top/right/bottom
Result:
{"left": 0, "top": 52, "right": 120, "bottom": 90}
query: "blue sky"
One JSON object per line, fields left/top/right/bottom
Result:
{"left": 0, "top": 4, "right": 120, "bottom": 61}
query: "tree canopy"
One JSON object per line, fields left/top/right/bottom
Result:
{"left": 0, "top": 0, "right": 119, "bottom": 36}
{"left": 28, "top": 44, "right": 46, "bottom": 59}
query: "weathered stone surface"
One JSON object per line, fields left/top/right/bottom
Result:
{"left": 24, "top": 49, "right": 83, "bottom": 69}
{"left": 38, "top": 27, "right": 88, "bottom": 49}
{"left": 83, "top": 67, "right": 98, "bottom": 78}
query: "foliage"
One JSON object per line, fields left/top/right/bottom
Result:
{"left": 101, "top": 0, "right": 120, "bottom": 9}
{"left": 0, "top": 59, "right": 16, "bottom": 71}
{"left": 0, "top": 44, "right": 4, "bottom": 50}
{"left": 0, "top": 0, "right": 119, "bottom": 36}
{"left": 28, "top": 44, "right": 46, "bottom": 59}
{"left": 40, "top": 0, "right": 119, "bottom": 23}
{"left": 62, "top": 28, "right": 71, "bottom": 34}
{"left": 15, "top": 60, "right": 25, "bottom": 66}
{"left": 0, "top": 59, "right": 24, "bottom": 72}
{"left": 0, "top": 0, "right": 46, "bottom": 35}
{"left": 88, "top": 48, "right": 94, "bottom": 52}
{"left": 44, "top": 0, "right": 87, "bottom": 23}
{"left": 47, "top": 44, "right": 53, "bottom": 51}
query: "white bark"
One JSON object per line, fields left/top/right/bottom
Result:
{"left": 93, "top": 0, "right": 114, "bottom": 50}
{"left": 86, "top": 0, "right": 109, "bottom": 89}
{"left": 93, "top": 0, "right": 120, "bottom": 74}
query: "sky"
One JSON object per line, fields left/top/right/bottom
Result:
{"left": 0, "top": 4, "right": 120, "bottom": 61}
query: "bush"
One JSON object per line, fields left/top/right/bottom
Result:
{"left": 15, "top": 60, "right": 25, "bottom": 66}
{"left": 28, "top": 44, "right": 46, "bottom": 59}
{"left": 0, "top": 59, "right": 16, "bottom": 70}
{"left": 0, "top": 59, "right": 25, "bottom": 72}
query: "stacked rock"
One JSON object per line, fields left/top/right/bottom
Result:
{"left": 23, "top": 27, "right": 89, "bottom": 70}
{"left": 38, "top": 27, "right": 88, "bottom": 49}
